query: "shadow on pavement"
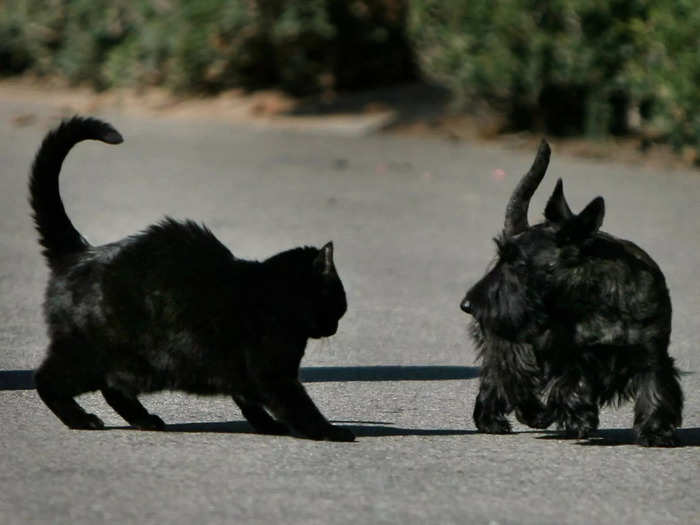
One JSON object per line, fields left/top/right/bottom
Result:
{"left": 288, "top": 82, "right": 452, "bottom": 129}
{"left": 122, "top": 420, "right": 476, "bottom": 438}
{"left": 0, "top": 370, "right": 34, "bottom": 390}
{"left": 300, "top": 366, "right": 479, "bottom": 382}
{"left": 0, "top": 366, "right": 479, "bottom": 391}
{"left": 537, "top": 427, "right": 700, "bottom": 447}
{"left": 345, "top": 424, "right": 476, "bottom": 438}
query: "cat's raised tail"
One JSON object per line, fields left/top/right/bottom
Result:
{"left": 29, "top": 116, "right": 123, "bottom": 268}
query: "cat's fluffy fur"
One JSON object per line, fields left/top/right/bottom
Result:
{"left": 30, "top": 116, "right": 354, "bottom": 441}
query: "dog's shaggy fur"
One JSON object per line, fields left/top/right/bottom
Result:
{"left": 461, "top": 141, "right": 683, "bottom": 446}
{"left": 30, "top": 116, "right": 354, "bottom": 441}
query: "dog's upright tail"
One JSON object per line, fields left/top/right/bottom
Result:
{"left": 29, "top": 116, "right": 123, "bottom": 268}
{"left": 503, "top": 139, "right": 551, "bottom": 237}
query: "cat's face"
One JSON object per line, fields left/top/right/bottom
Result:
{"left": 307, "top": 242, "right": 347, "bottom": 338}
{"left": 266, "top": 242, "right": 347, "bottom": 338}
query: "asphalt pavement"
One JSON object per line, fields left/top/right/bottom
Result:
{"left": 1, "top": 100, "right": 698, "bottom": 525}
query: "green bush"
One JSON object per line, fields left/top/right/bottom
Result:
{"left": 408, "top": 0, "right": 700, "bottom": 153}
{"left": 409, "top": 0, "right": 653, "bottom": 136}
{"left": 1, "top": 0, "right": 697, "bottom": 154}
{"left": 0, "top": 0, "right": 64, "bottom": 75}
{"left": 0, "top": 0, "right": 415, "bottom": 95}
{"left": 643, "top": 0, "right": 700, "bottom": 153}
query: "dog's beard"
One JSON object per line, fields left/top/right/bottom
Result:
{"left": 469, "top": 319, "right": 484, "bottom": 349}
{"left": 470, "top": 320, "right": 544, "bottom": 403}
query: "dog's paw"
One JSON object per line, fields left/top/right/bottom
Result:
{"left": 529, "top": 411, "right": 555, "bottom": 429}
{"left": 555, "top": 407, "right": 598, "bottom": 438}
{"left": 637, "top": 431, "right": 680, "bottom": 448}
{"left": 476, "top": 417, "right": 512, "bottom": 434}
{"left": 516, "top": 407, "right": 554, "bottom": 429}
{"left": 557, "top": 421, "right": 595, "bottom": 438}
{"left": 557, "top": 424, "right": 596, "bottom": 439}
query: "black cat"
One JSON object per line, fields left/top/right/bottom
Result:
{"left": 29, "top": 116, "right": 354, "bottom": 441}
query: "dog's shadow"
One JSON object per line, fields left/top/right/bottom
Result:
{"left": 537, "top": 427, "right": 700, "bottom": 447}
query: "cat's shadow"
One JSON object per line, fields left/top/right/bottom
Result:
{"left": 107, "top": 420, "right": 478, "bottom": 438}
{"left": 0, "top": 365, "right": 480, "bottom": 391}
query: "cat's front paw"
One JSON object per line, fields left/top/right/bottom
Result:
{"left": 69, "top": 413, "right": 105, "bottom": 430}
{"left": 252, "top": 419, "right": 289, "bottom": 435}
{"left": 322, "top": 425, "right": 355, "bottom": 442}
{"left": 133, "top": 414, "right": 165, "bottom": 431}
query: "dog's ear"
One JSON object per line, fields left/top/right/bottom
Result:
{"left": 558, "top": 197, "right": 604, "bottom": 242}
{"left": 544, "top": 179, "right": 573, "bottom": 223}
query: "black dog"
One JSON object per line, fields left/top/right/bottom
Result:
{"left": 461, "top": 141, "right": 683, "bottom": 446}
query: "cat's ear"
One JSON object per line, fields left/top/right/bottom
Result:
{"left": 315, "top": 242, "right": 336, "bottom": 276}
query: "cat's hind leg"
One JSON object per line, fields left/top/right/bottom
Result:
{"left": 101, "top": 388, "right": 165, "bottom": 430}
{"left": 233, "top": 394, "right": 289, "bottom": 435}
{"left": 34, "top": 347, "right": 104, "bottom": 430}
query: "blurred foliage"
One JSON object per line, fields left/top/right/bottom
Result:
{"left": 409, "top": 0, "right": 648, "bottom": 136}
{"left": 408, "top": 0, "right": 700, "bottom": 154}
{"left": 0, "top": 0, "right": 415, "bottom": 94}
{"left": 644, "top": 0, "right": 700, "bottom": 153}
{"left": 0, "top": 0, "right": 698, "bottom": 153}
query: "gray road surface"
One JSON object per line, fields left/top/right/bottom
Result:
{"left": 1, "top": 101, "right": 698, "bottom": 525}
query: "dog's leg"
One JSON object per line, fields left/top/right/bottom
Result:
{"left": 34, "top": 347, "right": 104, "bottom": 430}
{"left": 515, "top": 395, "right": 554, "bottom": 429}
{"left": 473, "top": 367, "right": 512, "bottom": 433}
{"left": 101, "top": 388, "right": 165, "bottom": 430}
{"left": 547, "top": 370, "right": 599, "bottom": 438}
{"left": 233, "top": 394, "right": 289, "bottom": 435}
{"left": 633, "top": 355, "right": 683, "bottom": 447}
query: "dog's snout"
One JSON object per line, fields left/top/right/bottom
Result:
{"left": 460, "top": 297, "right": 472, "bottom": 315}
